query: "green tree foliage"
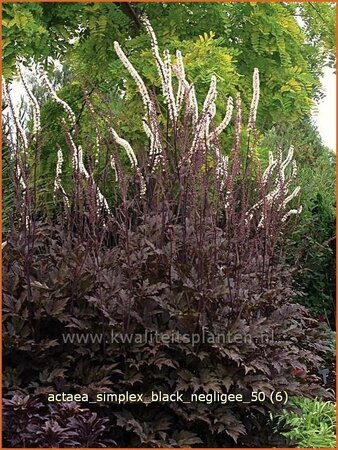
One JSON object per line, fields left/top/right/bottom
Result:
{"left": 3, "top": 1, "right": 335, "bottom": 126}
{"left": 2, "top": 2, "right": 82, "bottom": 77}
{"left": 298, "top": 2, "right": 336, "bottom": 68}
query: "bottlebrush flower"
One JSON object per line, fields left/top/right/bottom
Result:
{"left": 17, "top": 63, "right": 41, "bottom": 137}
{"left": 41, "top": 71, "right": 76, "bottom": 129}
{"left": 141, "top": 15, "right": 177, "bottom": 122}
{"left": 53, "top": 146, "right": 69, "bottom": 207}
{"left": 110, "top": 156, "right": 118, "bottom": 182}
{"left": 54, "top": 146, "right": 64, "bottom": 194}
{"left": 281, "top": 205, "right": 302, "bottom": 222}
{"left": 188, "top": 83, "right": 199, "bottom": 125}
{"left": 173, "top": 50, "right": 188, "bottom": 112}
{"left": 247, "top": 68, "right": 259, "bottom": 132}
{"left": 113, "top": 40, "right": 163, "bottom": 166}
{"left": 113, "top": 41, "right": 153, "bottom": 113}
{"left": 109, "top": 127, "right": 138, "bottom": 168}
{"left": 188, "top": 75, "right": 217, "bottom": 159}
{"left": 212, "top": 96, "right": 233, "bottom": 138}
{"left": 2, "top": 77, "right": 28, "bottom": 152}
{"left": 109, "top": 127, "right": 146, "bottom": 197}
{"left": 262, "top": 152, "right": 277, "bottom": 185}
{"left": 282, "top": 186, "right": 301, "bottom": 208}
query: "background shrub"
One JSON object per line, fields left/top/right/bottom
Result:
{"left": 287, "top": 151, "right": 336, "bottom": 327}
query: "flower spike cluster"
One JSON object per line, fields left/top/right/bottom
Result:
{"left": 247, "top": 146, "right": 301, "bottom": 227}
{"left": 113, "top": 40, "right": 163, "bottom": 168}
{"left": 111, "top": 15, "right": 301, "bottom": 224}
{"left": 2, "top": 15, "right": 302, "bottom": 230}
{"left": 141, "top": 14, "right": 178, "bottom": 122}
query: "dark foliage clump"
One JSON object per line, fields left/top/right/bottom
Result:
{"left": 3, "top": 219, "right": 330, "bottom": 447}
{"left": 3, "top": 396, "right": 113, "bottom": 447}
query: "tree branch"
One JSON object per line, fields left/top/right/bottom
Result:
{"left": 115, "top": 2, "right": 142, "bottom": 34}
